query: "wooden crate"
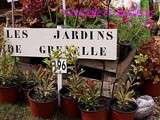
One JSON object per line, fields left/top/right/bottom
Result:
{"left": 78, "top": 49, "right": 136, "bottom": 97}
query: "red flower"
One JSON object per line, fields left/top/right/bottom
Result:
{"left": 108, "top": 22, "right": 117, "bottom": 29}
{"left": 122, "top": 17, "right": 129, "bottom": 24}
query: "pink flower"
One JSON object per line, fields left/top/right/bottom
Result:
{"left": 145, "top": 18, "right": 155, "bottom": 29}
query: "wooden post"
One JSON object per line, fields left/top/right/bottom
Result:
{"left": 11, "top": 0, "right": 15, "bottom": 27}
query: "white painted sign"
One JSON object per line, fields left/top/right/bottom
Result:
{"left": 4, "top": 28, "right": 117, "bottom": 60}
{"left": 7, "top": 0, "right": 18, "bottom": 2}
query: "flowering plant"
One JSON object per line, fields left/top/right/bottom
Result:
{"left": 109, "top": 7, "right": 152, "bottom": 48}
{"left": 118, "top": 16, "right": 150, "bottom": 48}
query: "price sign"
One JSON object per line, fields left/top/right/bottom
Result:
{"left": 54, "top": 59, "right": 67, "bottom": 73}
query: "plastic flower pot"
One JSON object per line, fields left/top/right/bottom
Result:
{"left": 111, "top": 102, "right": 138, "bottom": 120}
{"left": 60, "top": 87, "right": 80, "bottom": 118}
{"left": 81, "top": 109, "right": 108, "bottom": 120}
{"left": 79, "top": 96, "right": 111, "bottom": 120}
{"left": 0, "top": 85, "right": 18, "bottom": 104}
{"left": 80, "top": 106, "right": 108, "bottom": 120}
{"left": 143, "top": 79, "right": 160, "bottom": 97}
{"left": 27, "top": 89, "right": 57, "bottom": 119}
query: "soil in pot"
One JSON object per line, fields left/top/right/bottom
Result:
{"left": 60, "top": 86, "right": 80, "bottom": 118}
{"left": 0, "top": 85, "right": 18, "bottom": 104}
{"left": 143, "top": 79, "right": 160, "bottom": 97}
{"left": 79, "top": 97, "right": 109, "bottom": 120}
{"left": 118, "top": 42, "right": 132, "bottom": 62}
{"left": 111, "top": 101, "right": 138, "bottom": 120}
{"left": 28, "top": 89, "right": 57, "bottom": 119}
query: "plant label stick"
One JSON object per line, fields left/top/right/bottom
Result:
{"left": 54, "top": 59, "right": 67, "bottom": 106}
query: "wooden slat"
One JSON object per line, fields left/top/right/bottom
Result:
{"left": 117, "top": 49, "right": 136, "bottom": 78}
{"left": 78, "top": 59, "right": 118, "bottom": 73}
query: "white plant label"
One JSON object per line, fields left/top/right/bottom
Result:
{"left": 54, "top": 59, "right": 67, "bottom": 74}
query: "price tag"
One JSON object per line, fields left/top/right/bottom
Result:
{"left": 54, "top": 59, "right": 67, "bottom": 73}
{"left": 7, "top": 0, "right": 18, "bottom": 3}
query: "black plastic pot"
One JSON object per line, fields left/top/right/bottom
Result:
{"left": 118, "top": 42, "right": 132, "bottom": 62}
{"left": 151, "top": 26, "right": 159, "bottom": 36}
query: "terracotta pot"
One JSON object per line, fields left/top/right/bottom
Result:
{"left": 0, "top": 85, "right": 18, "bottom": 104}
{"left": 143, "top": 79, "right": 160, "bottom": 97}
{"left": 111, "top": 102, "right": 137, "bottom": 120}
{"left": 80, "top": 107, "right": 108, "bottom": 120}
{"left": 28, "top": 89, "right": 57, "bottom": 119}
{"left": 60, "top": 87, "right": 80, "bottom": 118}
{"left": 79, "top": 96, "right": 111, "bottom": 120}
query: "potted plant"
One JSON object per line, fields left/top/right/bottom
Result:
{"left": 78, "top": 80, "right": 108, "bottom": 120}
{"left": 139, "top": 39, "right": 160, "bottom": 96}
{"left": 0, "top": 52, "right": 19, "bottom": 104}
{"left": 109, "top": 7, "right": 151, "bottom": 61}
{"left": 0, "top": 31, "right": 19, "bottom": 104}
{"left": 59, "top": 45, "right": 82, "bottom": 118}
{"left": 60, "top": 69, "right": 84, "bottom": 118}
{"left": 111, "top": 76, "right": 138, "bottom": 120}
{"left": 27, "top": 65, "right": 57, "bottom": 119}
